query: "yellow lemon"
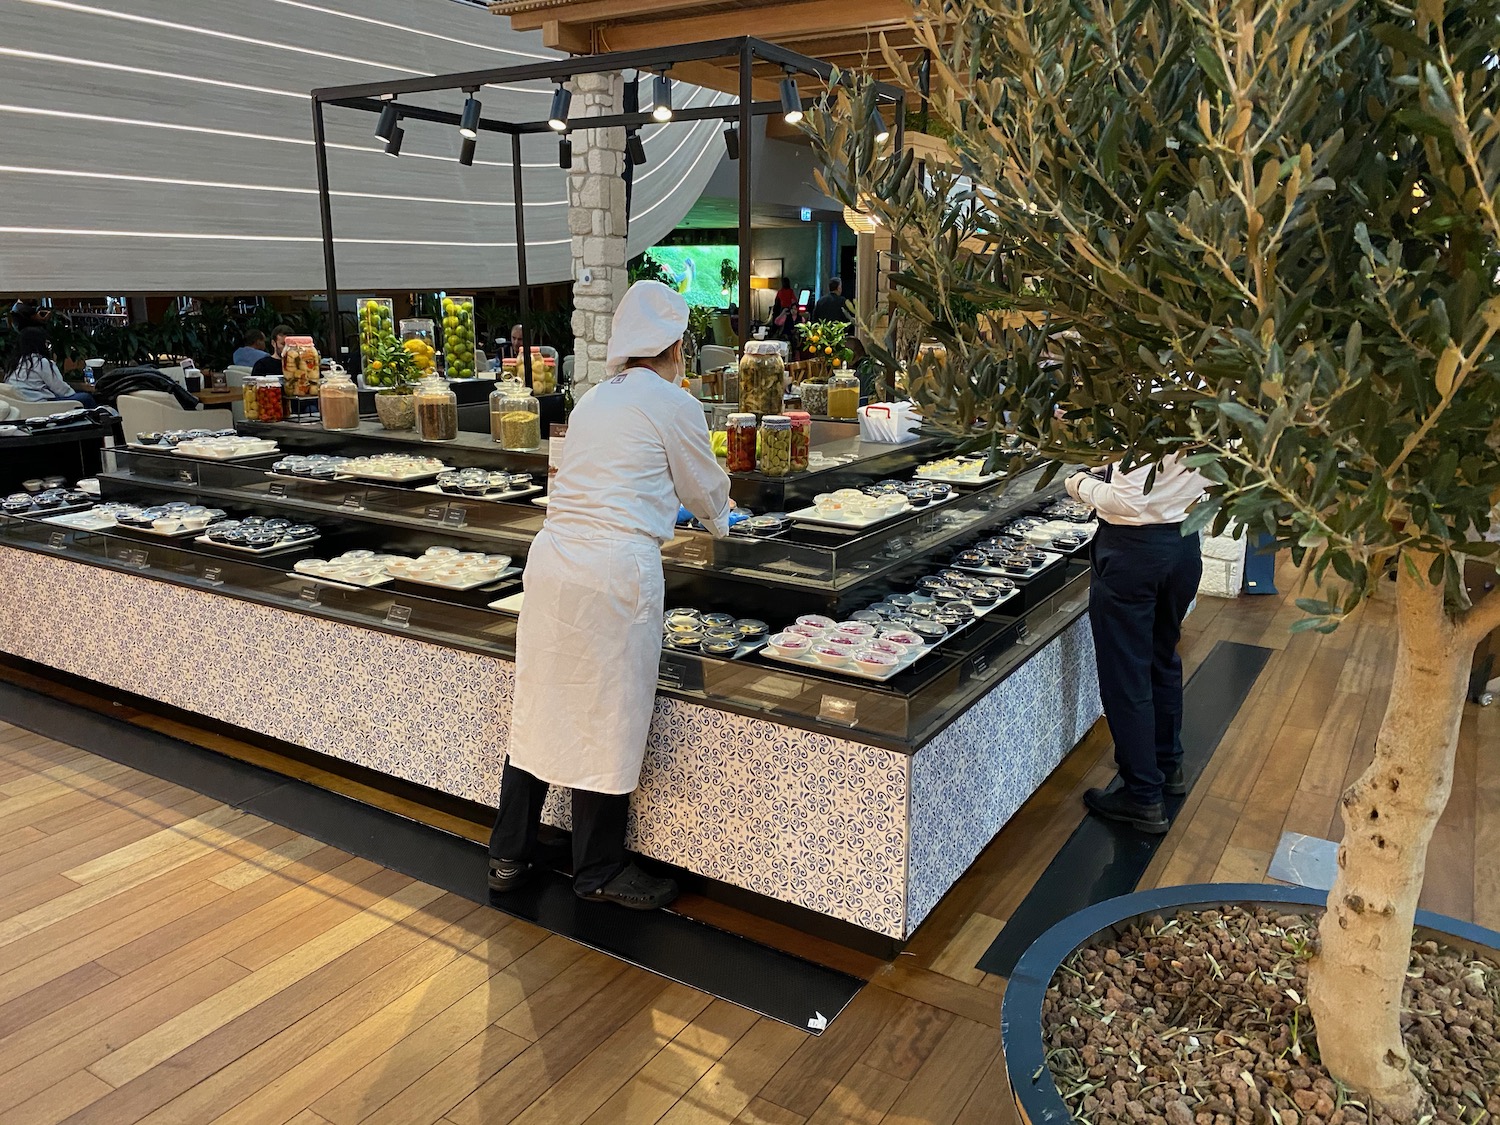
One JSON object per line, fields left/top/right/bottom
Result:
{"left": 369, "top": 360, "right": 383, "bottom": 371}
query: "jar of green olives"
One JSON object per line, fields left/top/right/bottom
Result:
{"left": 758, "top": 414, "right": 793, "bottom": 477}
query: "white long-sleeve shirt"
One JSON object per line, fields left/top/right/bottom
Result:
{"left": 544, "top": 366, "right": 732, "bottom": 544}
{"left": 1065, "top": 455, "right": 1209, "bottom": 526}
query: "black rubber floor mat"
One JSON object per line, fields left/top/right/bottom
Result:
{"left": 0, "top": 680, "right": 863, "bottom": 1033}
{"left": 975, "top": 640, "right": 1273, "bottom": 977}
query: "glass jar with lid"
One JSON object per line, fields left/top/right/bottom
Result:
{"left": 400, "top": 318, "right": 438, "bottom": 378}
{"left": 758, "top": 414, "right": 793, "bottom": 477}
{"left": 248, "top": 375, "right": 284, "bottom": 422}
{"left": 737, "top": 341, "right": 785, "bottom": 417}
{"left": 785, "top": 410, "right": 811, "bottom": 472}
{"left": 281, "top": 336, "right": 321, "bottom": 397}
{"left": 799, "top": 379, "right": 829, "bottom": 417}
{"left": 414, "top": 375, "right": 459, "bottom": 442}
{"left": 827, "top": 370, "right": 860, "bottom": 420}
{"left": 439, "top": 296, "right": 476, "bottom": 381}
{"left": 725, "top": 412, "right": 757, "bottom": 473}
{"left": 490, "top": 380, "right": 541, "bottom": 450}
{"left": 318, "top": 368, "right": 360, "bottom": 431}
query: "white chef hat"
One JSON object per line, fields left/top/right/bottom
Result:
{"left": 605, "top": 281, "right": 689, "bottom": 376}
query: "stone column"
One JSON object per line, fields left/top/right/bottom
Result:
{"left": 565, "top": 72, "right": 628, "bottom": 393}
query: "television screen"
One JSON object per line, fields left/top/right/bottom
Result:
{"left": 643, "top": 246, "right": 738, "bottom": 309}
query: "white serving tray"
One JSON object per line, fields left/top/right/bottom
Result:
{"left": 120, "top": 521, "right": 221, "bottom": 540}
{"left": 290, "top": 571, "right": 395, "bottom": 590}
{"left": 488, "top": 591, "right": 525, "bottom": 614}
{"left": 194, "top": 533, "right": 320, "bottom": 556}
{"left": 913, "top": 465, "right": 1006, "bottom": 487}
{"left": 414, "top": 483, "right": 543, "bottom": 504}
{"left": 123, "top": 442, "right": 179, "bottom": 454}
{"left": 334, "top": 465, "right": 446, "bottom": 483}
{"left": 663, "top": 635, "right": 770, "bottom": 661}
{"left": 761, "top": 640, "right": 932, "bottom": 682}
{"left": 390, "top": 566, "right": 521, "bottom": 592}
{"left": 952, "top": 548, "right": 1067, "bottom": 581}
{"left": 785, "top": 501, "right": 913, "bottom": 531}
{"left": 173, "top": 444, "right": 279, "bottom": 461}
{"left": 41, "top": 510, "right": 117, "bottom": 531}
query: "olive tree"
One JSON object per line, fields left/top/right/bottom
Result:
{"left": 808, "top": 0, "right": 1500, "bottom": 1114}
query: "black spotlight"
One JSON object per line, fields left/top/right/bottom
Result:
{"left": 459, "top": 134, "right": 477, "bottom": 166}
{"left": 723, "top": 125, "right": 740, "bottom": 160}
{"left": 385, "top": 124, "right": 404, "bottom": 157}
{"left": 780, "top": 74, "right": 803, "bottom": 124}
{"left": 459, "top": 93, "right": 481, "bottom": 140}
{"left": 874, "top": 106, "right": 891, "bottom": 144}
{"left": 626, "top": 130, "right": 647, "bottom": 166}
{"left": 547, "top": 84, "right": 571, "bottom": 132}
{"left": 375, "top": 100, "right": 398, "bottom": 142}
{"left": 651, "top": 73, "right": 672, "bottom": 122}
{"left": 558, "top": 136, "right": 572, "bottom": 170}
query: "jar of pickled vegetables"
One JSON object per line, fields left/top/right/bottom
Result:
{"left": 281, "top": 336, "right": 321, "bottom": 397}
{"left": 319, "top": 369, "right": 360, "bottom": 431}
{"left": 827, "top": 371, "right": 860, "bottom": 420}
{"left": 242, "top": 379, "right": 260, "bottom": 421}
{"left": 737, "top": 341, "right": 785, "bottom": 417}
{"left": 799, "top": 380, "right": 829, "bottom": 417}
{"left": 490, "top": 380, "right": 541, "bottom": 451}
{"left": 786, "top": 410, "right": 811, "bottom": 472}
{"left": 758, "top": 414, "right": 793, "bottom": 477}
{"left": 725, "top": 412, "right": 757, "bottom": 474}
{"left": 414, "top": 375, "right": 458, "bottom": 442}
{"left": 249, "top": 376, "right": 284, "bottom": 422}
{"left": 531, "top": 354, "right": 557, "bottom": 395}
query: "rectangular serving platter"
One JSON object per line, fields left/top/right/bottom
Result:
{"left": 414, "top": 483, "right": 544, "bottom": 504}
{"left": 193, "top": 533, "right": 320, "bottom": 557}
{"left": 118, "top": 521, "right": 223, "bottom": 540}
{"left": 13, "top": 499, "right": 94, "bottom": 519}
{"left": 662, "top": 635, "right": 771, "bottom": 661}
{"left": 172, "top": 445, "right": 279, "bottom": 462}
{"left": 334, "top": 466, "right": 447, "bottom": 483}
{"left": 951, "top": 548, "right": 1067, "bottom": 582}
{"left": 392, "top": 566, "right": 521, "bottom": 593}
{"left": 288, "top": 570, "right": 395, "bottom": 590}
{"left": 785, "top": 502, "right": 914, "bottom": 531}
{"left": 39, "top": 510, "right": 115, "bottom": 531}
{"left": 760, "top": 637, "right": 934, "bottom": 682}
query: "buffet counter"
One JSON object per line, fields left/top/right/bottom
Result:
{"left": 0, "top": 424, "right": 1101, "bottom": 950}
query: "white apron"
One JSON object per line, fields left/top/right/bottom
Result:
{"left": 506, "top": 526, "right": 665, "bottom": 794}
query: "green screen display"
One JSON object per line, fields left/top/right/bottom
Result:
{"left": 644, "top": 246, "right": 737, "bottom": 309}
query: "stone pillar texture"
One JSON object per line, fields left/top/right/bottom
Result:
{"left": 566, "top": 72, "right": 628, "bottom": 392}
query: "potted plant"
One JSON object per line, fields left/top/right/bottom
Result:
{"left": 362, "top": 338, "right": 420, "bottom": 431}
{"left": 796, "top": 320, "right": 853, "bottom": 379}
{"left": 810, "top": 0, "right": 1500, "bottom": 1117}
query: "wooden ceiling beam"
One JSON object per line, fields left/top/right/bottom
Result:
{"left": 593, "top": 0, "right": 914, "bottom": 54}
{"left": 494, "top": 0, "right": 720, "bottom": 33}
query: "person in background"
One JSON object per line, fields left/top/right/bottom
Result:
{"left": 8, "top": 299, "right": 50, "bottom": 334}
{"left": 3, "top": 327, "right": 95, "bottom": 406}
{"left": 488, "top": 281, "right": 733, "bottom": 911}
{"left": 771, "top": 277, "right": 801, "bottom": 343}
{"left": 811, "top": 277, "right": 853, "bottom": 324}
{"left": 232, "top": 329, "right": 272, "bottom": 368}
{"left": 271, "top": 324, "right": 293, "bottom": 357}
{"left": 509, "top": 323, "right": 525, "bottom": 359}
{"left": 775, "top": 277, "right": 796, "bottom": 313}
{"left": 1066, "top": 455, "right": 1209, "bottom": 834}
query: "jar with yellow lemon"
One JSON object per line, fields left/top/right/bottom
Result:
{"left": 400, "top": 318, "right": 438, "bottom": 378}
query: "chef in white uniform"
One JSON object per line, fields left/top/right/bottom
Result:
{"left": 488, "top": 281, "right": 733, "bottom": 910}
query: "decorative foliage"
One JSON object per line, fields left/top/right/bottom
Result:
{"left": 797, "top": 319, "right": 854, "bottom": 363}
{"left": 362, "top": 337, "right": 421, "bottom": 394}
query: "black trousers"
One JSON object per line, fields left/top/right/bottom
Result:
{"left": 488, "top": 759, "right": 629, "bottom": 894}
{"left": 1088, "top": 521, "right": 1203, "bottom": 804}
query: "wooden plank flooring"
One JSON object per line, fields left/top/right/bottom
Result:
{"left": 0, "top": 566, "right": 1495, "bottom": 1125}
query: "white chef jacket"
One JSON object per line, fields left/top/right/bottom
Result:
{"left": 506, "top": 366, "right": 732, "bottom": 794}
{"left": 1065, "top": 455, "right": 1208, "bottom": 526}
{"left": 545, "top": 367, "right": 732, "bottom": 542}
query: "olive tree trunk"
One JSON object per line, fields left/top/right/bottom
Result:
{"left": 1306, "top": 553, "right": 1475, "bottom": 1117}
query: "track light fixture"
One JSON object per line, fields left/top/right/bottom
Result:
{"left": 723, "top": 125, "right": 740, "bottom": 160}
{"left": 459, "top": 134, "right": 476, "bottom": 166}
{"left": 626, "top": 130, "right": 647, "bottom": 166}
{"left": 651, "top": 73, "right": 673, "bottom": 122}
{"left": 547, "top": 83, "right": 571, "bottom": 132}
{"left": 375, "top": 99, "right": 398, "bottom": 142}
{"left": 558, "top": 136, "right": 572, "bottom": 170}
{"left": 780, "top": 72, "right": 803, "bottom": 125}
{"left": 874, "top": 106, "right": 891, "bottom": 144}
{"left": 385, "top": 124, "right": 404, "bottom": 157}
{"left": 459, "top": 90, "right": 481, "bottom": 139}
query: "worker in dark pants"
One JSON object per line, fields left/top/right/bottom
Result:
{"left": 1067, "top": 457, "right": 1208, "bottom": 833}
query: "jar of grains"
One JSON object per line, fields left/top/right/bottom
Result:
{"left": 490, "top": 380, "right": 541, "bottom": 451}
{"left": 414, "top": 375, "right": 459, "bottom": 442}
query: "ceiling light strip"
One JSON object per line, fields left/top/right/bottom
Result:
{"left": 0, "top": 226, "right": 572, "bottom": 249}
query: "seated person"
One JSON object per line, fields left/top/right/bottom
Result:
{"left": 232, "top": 329, "right": 272, "bottom": 368}
{"left": 250, "top": 355, "right": 283, "bottom": 380}
{"left": 3, "top": 328, "right": 95, "bottom": 407}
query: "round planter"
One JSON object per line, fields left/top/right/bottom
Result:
{"left": 374, "top": 392, "right": 414, "bottom": 431}
{"left": 1000, "top": 882, "right": 1500, "bottom": 1125}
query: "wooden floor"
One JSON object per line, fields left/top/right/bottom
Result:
{"left": 0, "top": 565, "right": 1494, "bottom": 1125}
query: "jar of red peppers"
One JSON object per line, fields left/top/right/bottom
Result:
{"left": 786, "top": 410, "right": 811, "bottom": 473}
{"left": 725, "top": 412, "right": 757, "bottom": 474}
{"left": 251, "top": 376, "right": 284, "bottom": 422}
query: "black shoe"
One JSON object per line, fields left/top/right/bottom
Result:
{"left": 1084, "top": 786, "right": 1169, "bottom": 834}
{"left": 575, "top": 863, "right": 679, "bottom": 910}
{"left": 1163, "top": 764, "right": 1188, "bottom": 796}
{"left": 488, "top": 858, "right": 530, "bottom": 892}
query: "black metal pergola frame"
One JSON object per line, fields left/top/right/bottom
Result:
{"left": 309, "top": 36, "right": 904, "bottom": 381}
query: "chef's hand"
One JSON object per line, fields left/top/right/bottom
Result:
{"left": 1065, "top": 472, "right": 1084, "bottom": 501}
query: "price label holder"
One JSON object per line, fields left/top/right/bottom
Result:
{"left": 657, "top": 652, "right": 703, "bottom": 692}
{"left": 818, "top": 695, "right": 859, "bottom": 726}
{"left": 267, "top": 481, "right": 288, "bottom": 498}
{"left": 126, "top": 548, "right": 150, "bottom": 570}
{"left": 299, "top": 583, "right": 321, "bottom": 606}
{"left": 176, "top": 465, "right": 198, "bottom": 485}
{"left": 47, "top": 531, "right": 67, "bottom": 549}
{"left": 1015, "top": 620, "right": 1035, "bottom": 646}
{"left": 201, "top": 566, "right": 224, "bottom": 587}
{"left": 384, "top": 604, "right": 412, "bottom": 629}
{"left": 341, "top": 492, "right": 364, "bottom": 511}
{"left": 968, "top": 651, "right": 992, "bottom": 679}
{"left": 675, "top": 539, "right": 711, "bottom": 565}
{"left": 442, "top": 506, "right": 468, "bottom": 529}
{"left": 423, "top": 504, "right": 447, "bottom": 523}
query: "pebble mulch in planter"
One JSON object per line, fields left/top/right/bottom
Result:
{"left": 1042, "top": 906, "right": 1499, "bottom": 1125}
